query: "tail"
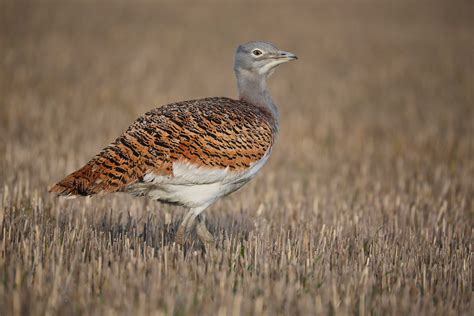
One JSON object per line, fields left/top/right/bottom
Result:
{"left": 49, "top": 161, "right": 103, "bottom": 196}
{"left": 50, "top": 137, "right": 147, "bottom": 197}
{"left": 49, "top": 157, "right": 134, "bottom": 197}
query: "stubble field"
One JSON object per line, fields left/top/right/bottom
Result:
{"left": 0, "top": 1, "right": 473, "bottom": 315}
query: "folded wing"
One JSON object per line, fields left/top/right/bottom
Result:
{"left": 49, "top": 97, "right": 276, "bottom": 197}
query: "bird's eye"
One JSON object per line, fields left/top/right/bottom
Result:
{"left": 252, "top": 49, "right": 263, "bottom": 56}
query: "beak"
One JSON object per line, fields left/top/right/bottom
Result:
{"left": 276, "top": 50, "right": 298, "bottom": 61}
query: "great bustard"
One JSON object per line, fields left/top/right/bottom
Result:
{"left": 49, "top": 41, "right": 297, "bottom": 245}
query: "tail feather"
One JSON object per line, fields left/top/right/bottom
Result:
{"left": 50, "top": 139, "right": 146, "bottom": 197}
{"left": 49, "top": 159, "right": 132, "bottom": 197}
{"left": 49, "top": 162, "right": 99, "bottom": 196}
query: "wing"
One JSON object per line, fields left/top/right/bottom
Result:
{"left": 49, "top": 97, "right": 276, "bottom": 196}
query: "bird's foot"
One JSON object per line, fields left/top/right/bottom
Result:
{"left": 196, "top": 219, "right": 215, "bottom": 245}
{"left": 175, "top": 211, "right": 215, "bottom": 247}
{"left": 175, "top": 224, "right": 187, "bottom": 245}
{"left": 175, "top": 211, "right": 197, "bottom": 245}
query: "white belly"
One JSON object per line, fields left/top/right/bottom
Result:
{"left": 126, "top": 151, "right": 270, "bottom": 209}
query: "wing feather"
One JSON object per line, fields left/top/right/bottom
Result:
{"left": 49, "top": 97, "right": 276, "bottom": 196}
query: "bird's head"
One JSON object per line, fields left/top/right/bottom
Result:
{"left": 234, "top": 41, "right": 297, "bottom": 78}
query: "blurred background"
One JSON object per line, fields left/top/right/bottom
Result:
{"left": 1, "top": 1, "right": 473, "bottom": 190}
{"left": 0, "top": 0, "right": 473, "bottom": 315}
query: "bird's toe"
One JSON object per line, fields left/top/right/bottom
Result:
{"left": 196, "top": 220, "right": 215, "bottom": 245}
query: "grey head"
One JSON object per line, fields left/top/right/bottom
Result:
{"left": 233, "top": 41, "right": 297, "bottom": 119}
{"left": 234, "top": 41, "right": 297, "bottom": 77}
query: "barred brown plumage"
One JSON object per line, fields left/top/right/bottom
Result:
{"left": 49, "top": 41, "right": 297, "bottom": 245}
{"left": 49, "top": 97, "right": 276, "bottom": 196}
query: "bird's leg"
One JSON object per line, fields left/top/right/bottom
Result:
{"left": 196, "top": 213, "right": 215, "bottom": 245}
{"left": 175, "top": 209, "right": 198, "bottom": 245}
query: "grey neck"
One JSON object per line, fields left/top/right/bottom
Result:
{"left": 235, "top": 68, "right": 279, "bottom": 122}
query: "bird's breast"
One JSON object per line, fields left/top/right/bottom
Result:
{"left": 126, "top": 149, "right": 271, "bottom": 208}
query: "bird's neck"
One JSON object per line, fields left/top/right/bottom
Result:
{"left": 235, "top": 69, "right": 279, "bottom": 123}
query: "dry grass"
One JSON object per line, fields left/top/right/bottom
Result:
{"left": 0, "top": 1, "right": 473, "bottom": 315}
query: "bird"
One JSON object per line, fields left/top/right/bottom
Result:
{"left": 49, "top": 41, "right": 297, "bottom": 245}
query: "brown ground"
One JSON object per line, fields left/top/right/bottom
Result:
{"left": 0, "top": 1, "right": 473, "bottom": 315}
